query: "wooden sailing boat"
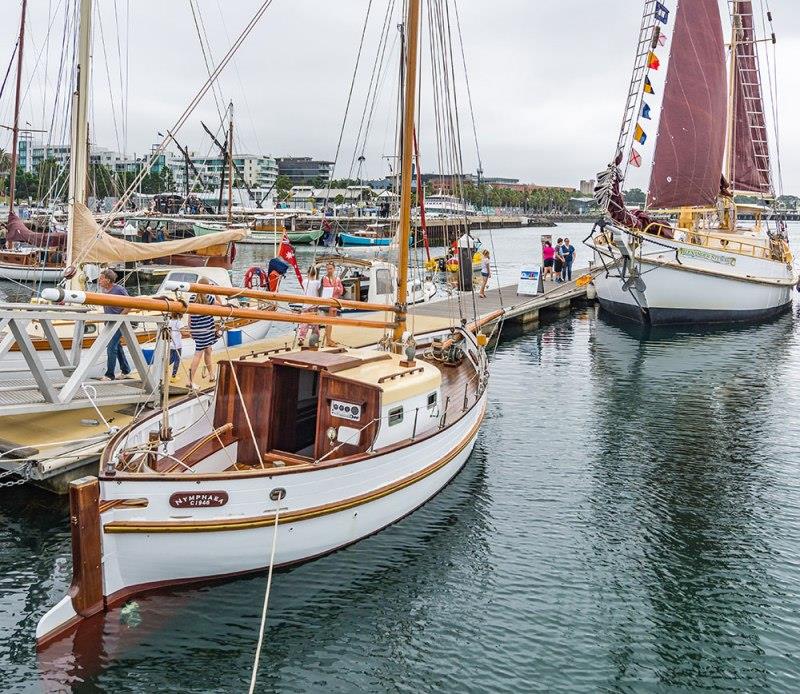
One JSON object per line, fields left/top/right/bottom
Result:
{"left": 589, "top": 0, "right": 795, "bottom": 325}
{"left": 36, "top": 0, "right": 490, "bottom": 648}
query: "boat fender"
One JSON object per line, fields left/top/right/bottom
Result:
{"left": 243, "top": 266, "right": 269, "bottom": 289}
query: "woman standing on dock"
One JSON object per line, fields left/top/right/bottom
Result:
{"left": 187, "top": 278, "right": 218, "bottom": 388}
{"left": 321, "top": 262, "right": 344, "bottom": 346}
{"left": 479, "top": 250, "right": 491, "bottom": 298}
{"left": 297, "top": 266, "right": 322, "bottom": 346}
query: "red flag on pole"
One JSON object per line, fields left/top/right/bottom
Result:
{"left": 279, "top": 233, "right": 304, "bottom": 289}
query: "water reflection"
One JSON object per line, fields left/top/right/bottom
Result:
{"left": 587, "top": 308, "right": 794, "bottom": 689}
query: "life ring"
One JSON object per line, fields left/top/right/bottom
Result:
{"left": 244, "top": 266, "right": 269, "bottom": 289}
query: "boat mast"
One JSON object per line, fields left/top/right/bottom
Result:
{"left": 7, "top": 0, "right": 27, "bottom": 216}
{"left": 66, "top": 0, "right": 93, "bottom": 285}
{"left": 227, "top": 102, "right": 234, "bottom": 225}
{"left": 393, "top": 0, "right": 420, "bottom": 342}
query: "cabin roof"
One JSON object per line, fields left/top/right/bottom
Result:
{"left": 265, "top": 347, "right": 441, "bottom": 405}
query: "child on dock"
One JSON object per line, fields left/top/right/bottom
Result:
{"left": 298, "top": 266, "right": 322, "bottom": 347}
{"left": 168, "top": 313, "right": 183, "bottom": 383}
{"left": 554, "top": 238, "right": 564, "bottom": 283}
{"left": 542, "top": 240, "right": 555, "bottom": 281}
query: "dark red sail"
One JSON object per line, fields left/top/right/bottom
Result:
{"left": 647, "top": 0, "right": 727, "bottom": 209}
{"left": 5, "top": 212, "right": 66, "bottom": 247}
{"left": 730, "top": 1, "right": 771, "bottom": 194}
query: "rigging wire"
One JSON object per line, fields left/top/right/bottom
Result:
{"left": 70, "top": 0, "right": 277, "bottom": 269}
{"left": 317, "top": 0, "right": 374, "bottom": 221}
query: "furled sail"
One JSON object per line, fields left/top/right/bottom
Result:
{"left": 5, "top": 212, "right": 66, "bottom": 247}
{"left": 647, "top": 0, "right": 727, "bottom": 209}
{"left": 730, "top": 0, "right": 771, "bottom": 194}
{"left": 71, "top": 203, "right": 247, "bottom": 263}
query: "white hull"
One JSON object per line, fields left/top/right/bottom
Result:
{"left": 37, "top": 389, "right": 486, "bottom": 644}
{"left": 0, "top": 263, "right": 63, "bottom": 282}
{"left": 591, "top": 228, "right": 795, "bottom": 324}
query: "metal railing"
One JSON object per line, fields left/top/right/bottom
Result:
{"left": 0, "top": 303, "right": 167, "bottom": 416}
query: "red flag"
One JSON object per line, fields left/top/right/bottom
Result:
{"left": 647, "top": 52, "right": 660, "bottom": 70}
{"left": 279, "top": 234, "right": 304, "bottom": 289}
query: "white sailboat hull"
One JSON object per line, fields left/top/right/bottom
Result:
{"left": 37, "top": 390, "right": 485, "bottom": 644}
{"left": 592, "top": 232, "right": 794, "bottom": 325}
{"left": 0, "top": 262, "right": 63, "bottom": 282}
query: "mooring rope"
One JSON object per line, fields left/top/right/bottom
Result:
{"left": 248, "top": 500, "right": 282, "bottom": 694}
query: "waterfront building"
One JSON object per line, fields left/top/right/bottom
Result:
{"left": 169, "top": 153, "right": 278, "bottom": 192}
{"left": 276, "top": 156, "right": 334, "bottom": 184}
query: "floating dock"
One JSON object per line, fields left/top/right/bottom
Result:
{"left": 0, "top": 268, "right": 597, "bottom": 493}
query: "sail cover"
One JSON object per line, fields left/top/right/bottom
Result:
{"left": 72, "top": 203, "right": 247, "bottom": 263}
{"left": 5, "top": 212, "right": 67, "bottom": 247}
{"left": 731, "top": 1, "right": 771, "bottom": 194}
{"left": 647, "top": 0, "right": 727, "bottom": 209}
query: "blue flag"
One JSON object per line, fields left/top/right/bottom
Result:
{"left": 641, "top": 103, "right": 652, "bottom": 120}
{"left": 655, "top": 1, "right": 669, "bottom": 24}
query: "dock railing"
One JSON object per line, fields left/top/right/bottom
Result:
{"left": 0, "top": 302, "right": 167, "bottom": 417}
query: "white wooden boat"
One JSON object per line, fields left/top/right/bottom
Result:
{"left": 36, "top": 332, "right": 488, "bottom": 647}
{"left": 35, "top": 0, "right": 491, "bottom": 654}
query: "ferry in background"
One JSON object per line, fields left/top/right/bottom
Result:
{"left": 414, "top": 194, "right": 476, "bottom": 218}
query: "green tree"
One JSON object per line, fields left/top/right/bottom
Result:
{"left": 274, "top": 175, "right": 293, "bottom": 197}
{"left": 624, "top": 188, "right": 646, "bottom": 204}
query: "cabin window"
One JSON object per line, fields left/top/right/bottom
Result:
{"left": 388, "top": 406, "right": 404, "bottom": 426}
{"left": 427, "top": 392, "right": 437, "bottom": 408}
{"left": 375, "top": 268, "right": 393, "bottom": 296}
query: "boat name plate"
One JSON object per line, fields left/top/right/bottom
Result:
{"left": 677, "top": 247, "right": 736, "bottom": 267}
{"left": 169, "top": 491, "right": 229, "bottom": 508}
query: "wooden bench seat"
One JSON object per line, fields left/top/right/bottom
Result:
{"left": 153, "top": 428, "right": 238, "bottom": 473}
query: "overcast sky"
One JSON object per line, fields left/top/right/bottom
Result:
{"left": 1, "top": 0, "right": 798, "bottom": 192}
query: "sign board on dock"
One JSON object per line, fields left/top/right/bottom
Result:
{"left": 517, "top": 266, "right": 544, "bottom": 295}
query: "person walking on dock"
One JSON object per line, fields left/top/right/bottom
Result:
{"left": 298, "top": 266, "right": 322, "bottom": 346}
{"left": 554, "top": 238, "right": 565, "bottom": 283}
{"left": 561, "top": 238, "right": 576, "bottom": 282}
{"left": 98, "top": 268, "right": 131, "bottom": 381}
{"left": 187, "top": 278, "right": 218, "bottom": 389}
{"left": 479, "top": 250, "right": 491, "bottom": 298}
{"left": 321, "top": 262, "right": 344, "bottom": 347}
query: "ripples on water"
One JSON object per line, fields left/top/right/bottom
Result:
{"left": 3, "top": 226, "right": 800, "bottom": 691}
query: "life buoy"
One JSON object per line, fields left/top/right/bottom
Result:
{"left": 244, "top": 266, "right": 269, "bottom": 289}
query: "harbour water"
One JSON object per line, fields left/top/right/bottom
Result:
{"left": 3, "top": 225, "right": 800, "bottom": 691}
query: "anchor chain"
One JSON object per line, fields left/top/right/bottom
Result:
{"left": 0, "top": 463, "right": 32, "bottom": 488}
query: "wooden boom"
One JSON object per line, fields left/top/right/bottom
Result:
{"left": 164, "top": 281, "right": 397, "bottom": 313}
{"left": 41, "top": 288, "right": 397, "bottom": 330}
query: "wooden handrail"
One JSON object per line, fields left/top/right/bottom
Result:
{"left": 42, "top": 288, "right": 397, "bottom": 330}
{"left": 169, "top": 282, "right": 398, "bottom": 313}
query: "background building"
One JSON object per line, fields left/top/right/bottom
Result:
{"left": 169, "top": 152, "right": 278, "bottom": 192}
{"left": 276, "top": 157, "right": 333, "bottom": 184}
